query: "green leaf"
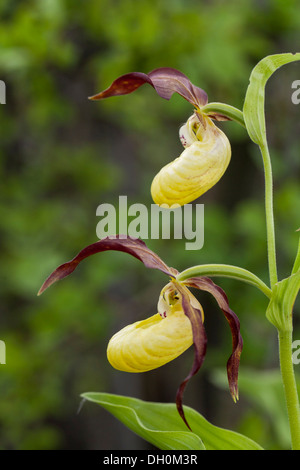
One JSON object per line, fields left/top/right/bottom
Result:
{"left": 291, "top": 231, "right": 300, "bottom": 275}
{"left": 243, "top": 53, "right": 300, "bottom": 146}
{"left": 81, "top": 392, "right": 263, "bottom": 450}
{"left": 266, "top": 271, "right": 300, "bottom": 331}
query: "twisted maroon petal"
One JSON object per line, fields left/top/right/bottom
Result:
{"left": 184, "top": 277, "right": 243, "bottom": 402}
{"left": 38, "top": 235, "right": 177, "bottom": 295}
{"left": 173, "top": 282, "right": 207, "bottom": 431}
{"left": 89, "top": 67, "right": 208, "bottom": 108}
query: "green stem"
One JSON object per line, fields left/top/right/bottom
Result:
{"left": 177, "top": 264, "right": 272, "bottom": 298}
{"left": 259, "top": 141, "right": 278, "bottom": 288}
{"left": 278, "top": 330, "right": 300, "bottom": 449}
{"left": 201, "top": 102, "right": 246, "bottom": 127}
{"left": 259, "top": 141, "right": 300, "bottom": 448}
{"left": 204, "top": 100, "right": 300, "bottom": 449}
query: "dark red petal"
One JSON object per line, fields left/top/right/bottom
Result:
{"left": 148, "top": 68, "right": 208, "bottom": 107}
{"left": 173, "top": 282, "right": 207, "bottom": 430}
{"left": 89, "top": 67, "right": 208, "bottom": 108}
{"left": 38, "top": 235, "right": 176, "bottom": 295}
{"left": 184, "top": 277, "right": 243, "bottom": 402}
{"left": 205, "top": 112, "right": 232, "bottom": 122}
{"left": 88, "top": 72, "right": 153, "bottom": 100}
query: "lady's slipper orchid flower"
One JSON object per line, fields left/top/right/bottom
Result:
{"left": 107, "top": 281, "right": 203, "bottom": 373}
{"left": 89, "top": 68, "right": 232, "bottom": 206}
{"left": 151, "top": 113, "right": 231, "bottom": 206}
{"left": 38, "top": 236, "right": 243, "bottom": 429}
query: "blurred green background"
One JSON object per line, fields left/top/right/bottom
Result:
{"left": 0, "top": 0, "right": 299, "bottom": 450}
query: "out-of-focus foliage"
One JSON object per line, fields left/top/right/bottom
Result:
{"left": 0, "top": 0, "right": 299, "bottom": 449}
{"left": 211, "top": 367, "right": 300, "bottom": 450}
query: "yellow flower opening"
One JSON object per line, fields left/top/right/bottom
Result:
{"left": 151, "top": 113, "right": 231, "bottom": 206}
{"left": 107, "top": 282, "right": 203, "bottom": 373}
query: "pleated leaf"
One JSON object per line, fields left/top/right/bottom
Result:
{"left": 81, "top": 392, "right": 263, "bottom": 450}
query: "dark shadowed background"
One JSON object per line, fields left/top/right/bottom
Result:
{"left": 0, "top": 0, "right": 299, "bottom": 450}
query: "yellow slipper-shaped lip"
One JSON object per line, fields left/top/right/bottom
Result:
{"left": 151, "top": 113, "right": 231, "bottom": 206}
{"left": 107, "top": 282, "right": 203, "bottom": 372}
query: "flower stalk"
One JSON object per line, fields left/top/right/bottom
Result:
{"left": 257, "top": 137, "right": 300, "bottom": 449}
{"left": 177, "top": 264, "right": 272, "bottom": 299}
{"left": 259, "top": 141, "right": 278, "bottom": 289}
{"left": 258, "top": 139, "right": 300, "bottom": 450}
{"left": 201, "top": 102, "right": 246, "bottom": 127}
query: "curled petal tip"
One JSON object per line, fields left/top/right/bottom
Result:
{"left": 88, "top": 94, "right": 100, "bottom": 100}
{"left": 231, "top": 386, "right": 239, "bottom": 403}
